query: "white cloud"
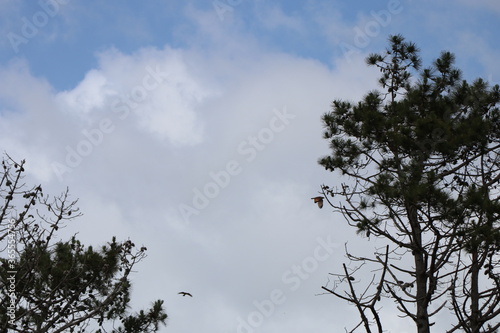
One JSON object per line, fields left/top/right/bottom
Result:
{"left": 0, "top": 59, "right": 66, "bottom": 181}
{"left": 1, "top": 3, "right": 497, "bottom": 332}
{"left": 56, "top": 69, "right": 113, "bottom": 123}
{"left": 0, "top": 45, "right": 215, "bottom": 184}
{"left": 56, "top": 46, "right": 211, "bottom": 146}
{"left": 0, "top": 27, "right": 380, "bottom": 333}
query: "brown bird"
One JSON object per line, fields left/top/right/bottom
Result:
{"left": 311, "top": 196, "right": 324, "bottom": 209}
{"left": 178, "top": 292, "right": 192, "bottom": 297}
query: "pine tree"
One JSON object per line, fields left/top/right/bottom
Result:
{"left": 318, "top": 35, "right": 500, "bottom": 333}
{"left": 0, "top": 155, "right": 167, "bottom": 332}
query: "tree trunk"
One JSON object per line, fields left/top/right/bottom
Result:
{"left": 470, "top": 249, "right": 480, "bottom": 333}
{"left": 409, "top": 204, "right": 430, "bottom": 333}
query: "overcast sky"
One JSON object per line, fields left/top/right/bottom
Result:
{"left": 1, "top": 1, "right": 499, "bottom": 332}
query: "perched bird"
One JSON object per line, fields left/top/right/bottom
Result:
{"left": 178, "top": 292, "right": 192, "bottom": 297}
{"left": 311, "top": 196, "right": 324, "bottom": 209}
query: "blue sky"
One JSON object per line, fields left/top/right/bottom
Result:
{"left": 1, "top": 1, "right": 499, "bottom": 332}
{"left": 3, "top": 1, "right": 499, "bottom": 89}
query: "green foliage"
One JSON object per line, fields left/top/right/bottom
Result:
{"left": 0, "top": 156, "right": 167, "bottom": 332}
{"left": 319, "top": 35, "right": 500, "bottom": 333}
{"left": 104, "top": 300, "right": 167, "bottom": 333}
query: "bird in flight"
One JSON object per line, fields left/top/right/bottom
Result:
{"left": 178, "top": 292, "right": 193, "bottom": 297}
{"left": 311, "top": 196, "right": 324, "bottom": 209}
